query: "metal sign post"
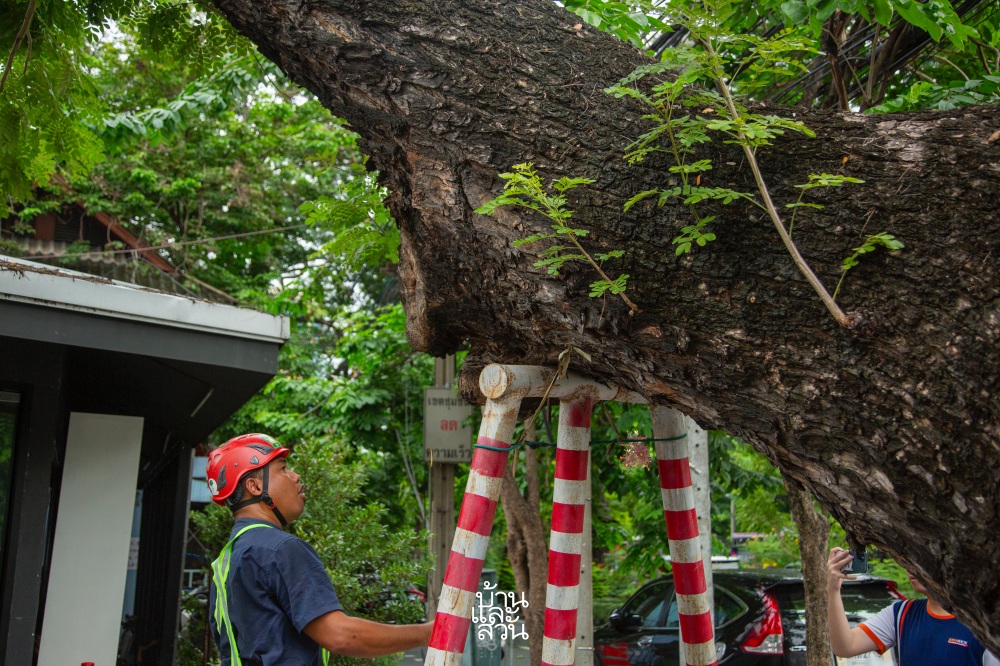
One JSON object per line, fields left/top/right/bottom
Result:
{"left": 426, "top": 355, "right": 470, "bottom": 616}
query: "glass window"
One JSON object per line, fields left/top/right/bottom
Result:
{"left": 662, "top": 585, "right": 748, "bottom": 629}
{"left": 0, "top": 391, "right": 20, "bottom": 566}
{"left": 665, "top": 595, "right": 679, "bottom": 628}
{"left": 714, "top": 587, "right": 748, "bottom": 627}
{"left": 623, "top": 581, "right": 672, "bottom": 628}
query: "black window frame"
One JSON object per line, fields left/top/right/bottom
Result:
{"left": 0, "top": 390, "right": 22, "bottom": 576}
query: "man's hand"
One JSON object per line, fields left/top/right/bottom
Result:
{"left": 828, "top": 547, "right": 856, "bottom": 591}
{"left": 827, "top": 547, "right": 879, "bottom": 658}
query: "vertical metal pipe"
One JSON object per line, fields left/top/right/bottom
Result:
{"left": 650, "top": 406, "right": 718, "bottom": 666}
{"left": 425, "top": 397, "right": 521, "bottom": 666}
{"left": 541, "top": 397, "right": 593, "bottom": 666}
{"left": 428, "top": 355, "right": 457, "bottom": 615}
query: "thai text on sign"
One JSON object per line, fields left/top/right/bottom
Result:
{"left": 423, "top": 387, "right": 473, "bottom": 463}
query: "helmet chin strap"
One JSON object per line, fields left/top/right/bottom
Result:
{"left": 229, "top": 464, "right": 288, "bottom": 527}
{"left": 258, "top": 463, "right": 288, "bottom": 527}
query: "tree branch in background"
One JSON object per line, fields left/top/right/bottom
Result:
{"left": 0, "top": 0, "right": 36, "bottom": 93}
{"left": 394, "top": 428, "right": 426, "bottom": 529}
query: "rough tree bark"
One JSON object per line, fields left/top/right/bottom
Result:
{"left": 209, "top": 0, "right": 1000, "bottom": 650}
{"left": 785, "top": 478, "right": 833, "bottom": 666}
{"left": 500, "top": 440, "right": 548, "bottom": 666}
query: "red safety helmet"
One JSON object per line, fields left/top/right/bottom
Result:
{"left": 206, "top": 433, "right": 289, "bottom": 505}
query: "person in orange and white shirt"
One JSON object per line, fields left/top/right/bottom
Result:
{"left": 827, "top": 547, "right": 999, "bottom": 666}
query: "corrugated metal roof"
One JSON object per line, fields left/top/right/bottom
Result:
{"left": 0, "top": 255, "right": 289, "bottom": 344}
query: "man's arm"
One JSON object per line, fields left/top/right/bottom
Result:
{"left": 304, "top": 610, "right": 433, "bottom": 658}
{"left": 827, "top": 547, "right": 881, "bottom": 657}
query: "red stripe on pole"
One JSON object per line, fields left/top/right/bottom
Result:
{"left": 443, "top": 550, "right": 485, "bottom": 592}
{"left": 550, "top": 502, "right": 585, "bottom": 533}
{"left": 561, "top": 398, "right": 593, "bottom": 428}
{"left": 672, "top": 560, "right": 708, "bottom": 595}
{"left": 657, "top": 457, "right": 692, "bottom": 489}
{"left": 548, "top": 551, "right": 582, "bottom": 587}
{"left": 553, "top": 448, "right": 589, "bottom": 481}
{"left": 543, "top": 607, "right": 578, "bottom": 640}
{"left": 547, "top": 549, "right": 582, "bottom": 585}
{"left": 457, "top": 492, "right": 497, "bottom": 536}
{"left": 429, "top": 612, "right": 473, "bottom": 652}
{"left": 664, "top": 508, "right": 699, "bottom": 541}
{"left": 471, "top": 438, "right": 510, "bottom": 477}
{"left": 678, "top": 611, "right": 714, "bottom": 644}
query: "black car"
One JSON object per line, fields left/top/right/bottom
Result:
{"left": 594, "top": 569, "right": 904, "bottom": 665}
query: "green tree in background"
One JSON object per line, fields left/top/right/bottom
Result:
{"left": 3, "top": 16, "right": 432, "bottom": 665}
{"left": 222, "top": 304, "right": 435, "bottom": 533}
{"left": 564, "top": 0, "right": 998, "bottom": 112}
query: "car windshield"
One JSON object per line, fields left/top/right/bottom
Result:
{"left": 772, "top": 582, "right": 897, "bottom": 625}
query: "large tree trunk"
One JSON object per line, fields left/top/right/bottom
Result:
{"left": 209, "top": 0, "right": 1000, "bottom": 650}
{"left": 785, "top": 478, "right": 833, "bottom": 666}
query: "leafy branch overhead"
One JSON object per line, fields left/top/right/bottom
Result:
{"left": 299, "top": 173, "right": 400, "bottom": 272}
{"left": 476, "top": 163, "right": 639, "bottom": 314}
{"left": 604, "top": 0, "right": 905, "bottom": 324}
{"left": 0, "top": 1, "right": 256, "bottom": 218}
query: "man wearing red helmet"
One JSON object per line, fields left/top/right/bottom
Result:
{"left": 206, "top": 433, "right": 432, "bottom": 665}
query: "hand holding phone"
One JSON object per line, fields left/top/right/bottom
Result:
{"left": 842, "top": 548, "right": 868, "bottom": 574}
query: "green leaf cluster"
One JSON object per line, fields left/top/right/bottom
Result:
{"left": 0, "top": 0, "right": 254, "bottom": 218}
{"left": 476, "top": 163, "right": 637, "bottom": 310}
{"left": 300, "top": 174, "right": 401, "bottom": 273}
{"left": 569, "top": 0, "right": 992, "bottom": 113}
{"left": 833, "top": 232, "right": 904, "bottom": 300}
{"left": 786, "top": 173, "right": 865, "bottom": 236}
{"left": 562, "top": 0, "right": 670, "bottom": 48}
{"left": 590, "top": 272, "right": 630, "bottom": 297}
{"left": 870, "top": 75, "right": 1000, "bottom": 111}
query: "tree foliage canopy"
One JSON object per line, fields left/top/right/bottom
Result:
{"left": 3, "top": 0, "right": 997, "bottom": 219}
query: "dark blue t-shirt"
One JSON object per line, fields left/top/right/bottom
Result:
{"left": 209, "top": 518, "right": 343, "bottom": 665}
{"left": 860, "top": 598, "right": 999, "bottom": 666}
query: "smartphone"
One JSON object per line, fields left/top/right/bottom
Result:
{"left": 842, "top": 549, "right": 869, "bottom": 574}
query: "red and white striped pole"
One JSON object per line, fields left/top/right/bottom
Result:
{"left": 541, "top": 396, "right": 594, "bottom": 666}
{"left": 425, "top": 396, "right": 521, "bottom": 666}
{"left": 424, "top": 364, "right": 646, "bottom": 666}
{"left": 650, "top": 405, "right": 717, "bottom": 666}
